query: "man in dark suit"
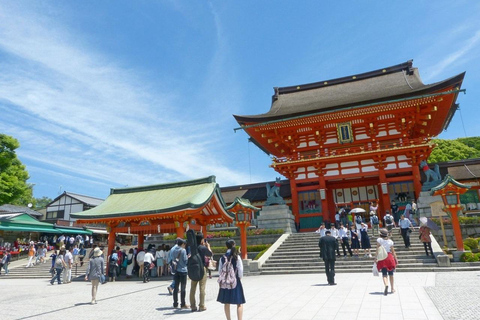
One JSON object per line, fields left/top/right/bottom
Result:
{"left": 319, "top": 230, "right": 338, "bottom": 285}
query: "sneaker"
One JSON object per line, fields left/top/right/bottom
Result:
{"left": 191, "top": 307, "right": 198, "bottom": 312}
{"left": 199, "top": 307, "right": 207, "bottom": 312}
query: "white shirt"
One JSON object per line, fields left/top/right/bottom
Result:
{"left": 384, "top": 214, "right": 394, "bottom": 226}
{"left": 377, "top": 238, "right": 394, "bottom": 253}
{"left": 64, "top": 251, "right": 73, "bottom": 267}
{"left": 136, "top": 251, "right": 145, "bottom": 263}
{"left": 335, "top": 213, "right": 340, "bottom": 221}
{"left": 330, "top": 228, "right": 339, "bottom": 239}
{"left": 338, "top": 227, "right": 349, "bottom": 239}
{"left": 144, "top": 252, "right": 154, "bottom": 264}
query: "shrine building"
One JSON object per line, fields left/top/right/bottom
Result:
{"left": 234, "top": 61, "right": 465, "bottom": 232}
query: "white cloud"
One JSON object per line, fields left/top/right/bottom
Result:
{"left": 0, "top": 3, "right": 259, "bottom": 197}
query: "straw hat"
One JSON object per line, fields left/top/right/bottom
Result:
{"left": 93, "top": 247, "right": 103, "bottom": 257}
{"left": 379, "top": 229, "right": 389, "bottom": 238}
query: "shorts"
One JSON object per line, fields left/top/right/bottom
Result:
{"left": 381, "top": 268, "right": 394, "bottom": 276}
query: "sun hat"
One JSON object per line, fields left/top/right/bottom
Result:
{"left": 93, "top": 247, "right": 103, "bottom": 257}
{"left": 379, "top": 229, "right": 388, "bottom": 238}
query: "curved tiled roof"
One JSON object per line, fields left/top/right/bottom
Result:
{"left": 70, "top": 176, "right": 233, "bottom": 220}
{"left": 234, "top": 60, "right": 465, "bottom": 124}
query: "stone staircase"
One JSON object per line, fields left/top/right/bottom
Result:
{"left": 1, "top": 253, "right": 90, "bottom": 280}
{"left": 260, "top": 229, "right": 480, "bottom": 275}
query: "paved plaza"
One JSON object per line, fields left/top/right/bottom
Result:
{"left": 1, "top": 270, "right": 480, "bottom": 320}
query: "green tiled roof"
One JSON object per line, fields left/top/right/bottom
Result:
{"left": 225, "top": 197, "right": 261, "bottom": 211}
{"left": 0, "top": 213, "right": 61, "bottom": 233}
{"left": 71, "top": 176, "right": 232, "bottom": 220}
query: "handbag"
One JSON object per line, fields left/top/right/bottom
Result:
{"left": 376, "top": 245, "right": 388, "bottom": 261}
{"left": 372, "top": 262, "right": 379, "bottom": 277}
{"left": 207, "top": 259, "right": 217, "bottom": 271}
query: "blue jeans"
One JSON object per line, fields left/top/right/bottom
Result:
{"left": 51, "top": 268, "right": 63, "bottom": 284}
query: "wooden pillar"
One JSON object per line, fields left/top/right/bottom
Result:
{"left": 138, "top": 234, "right": 144, "bottom": 250}
{"left": 106, "top": 230, "right": 116, "bottom": 275}
{"left": 175, "top": 224, "right": 185, "bottom": 239}
{"left": 378, "top": 167, "right": 391, "bottom": 221}
{"left": 238, "top": 223, "right": 248, "bottom": 260}
{"left": 290, "top": 181, "right": 299, "bottom": 227}
{"left": 412, "top": 163, "right": 422, "bottom": 200}
{"left": 319, "top": 175, "right": 329, "bottom": 222}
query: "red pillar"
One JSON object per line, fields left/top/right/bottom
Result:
{"left": 138, "top": 234, "right": 144, "bottom": 250}
{"left": 378, "top": 168, "right": 391, "bottom": 221}
{"left": 175, "top": 224, "right": 185, "bottom": 239}
{"left": 412, "top": 163, "right": 422, "bottom": 200}
{"left": 290, "top": 181, "right": 299, "bottom": 226}
{"left": 239, "top": 223, "right": 248, "bottom": 260}
{"left": 319, "top": 175, "right": 330, "bottom": 222}
{"left": 106, "top": 230, "right": 116, "bottom": 275}
{"left": 444, "top": 200, "right": 464, "bottom": 251}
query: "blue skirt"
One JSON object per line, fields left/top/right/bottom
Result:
{"left": 217, "top": 277, "right": 246, "bottom": 305}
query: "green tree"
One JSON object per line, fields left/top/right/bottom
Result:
{"left": 428, "top": 138, "right": 480, "bottom": 163}
{"left": 34, "top": 196, "right": 53, "bottom": 209}
{"left": 0, "top": 134, "right": 34, "bottom": 205}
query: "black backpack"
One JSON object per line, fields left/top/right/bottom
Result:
{"left": 187, "top": 229, "right": 205, "bottom": 281}
{"left": 385, "top": 215, "right": 393, "bottom": 224}
{"left": 371, "top": 215, "right": 379, "bottom": 225}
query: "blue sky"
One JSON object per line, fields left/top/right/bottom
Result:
{"left": 1, "top": 1, "right": 479, "bottom": 201}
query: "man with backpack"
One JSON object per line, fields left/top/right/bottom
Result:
{"left": 370, "top": 213, "right": 380, "bottom": 236}
{"left": 168, "top": 239, "right": 188, "bottom": 309}
{"left": 384, "top": 210, "right": 395, "bottom": 236}
{"left": 188, "top": 232, "right": 212, "bottom": 312}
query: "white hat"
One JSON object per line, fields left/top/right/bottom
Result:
{"left": 93, "top": 247, "right": 103, "bottom": 257}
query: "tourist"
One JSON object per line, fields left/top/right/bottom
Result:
{"left": 168, "top": 239, "right": 188, "bottom": 309}
{"left": 399, "top": 214, "right": 413, "bottom": 248}
{"left": 156, "top": 244, "right": 166, "bottom": 277}
{"left": 217, "top": 239, "right": 245, "bottom": 320}
{"left": 370, "top": 201, "right": 378, "bottom": 215}
{"left": 50, "top": 248, "right": 66, "bottom": 285}
{"left": 375, "top": 229, "right": 398, "bottom": 295}
{"left": 315, "top": 223, "right": 326, "bottom": 237}
{"left": 419, "top": 221, "right": 434, "bottom": 256}
{"left": 63, "top": 249, "right": 73, "bottom": 283}
{"left": 85, "top": 247, "right": 105, "bottom": 304}
{"left": 136, "top": 248, "right": 145, "bottom": 278}
{"left": 79, "top": 244, "right": 87, "bottom": 267}
{"left": 143, "top": 248, "right": 155, "bottom": 283}
{"left": 125, "top": 248, "right": 135, "bottom": 278}
{"left": 72, "top": 244, "right": 79, "bottom": 266}
{"left": 0, "top": 250, "right": 11, "bottom": 275}
{"left": 350, "top": 225, "right": 360, "bottom": 257}
{"left": 384, "top": 210, "right": 395, "bottom": 235}
{"left": 88, "top": 244, "right": 98, "bottom": 259}
{"left": 360, "top": 223, "right": 372, "bottom": 258}
{"left": 334, "top": 210, "right": 341, "bottom": 228}
{"left": 338, "top": 223, "right": 352, "bottom": 257}
{"left": 411, "top": 200, "right": 418, "bottom": 225}
{"left": 391, "top": 201, "right": 399, "bottom": 223}
{"left": 26, "top": 241, "right": 36, "bottom": 268}
{"left": 329, "top": 225, "right": 341, "bottom": 256}
{"left": 39, "top": 244, "right": 47, "bottom": 264}
{"left": 370, "top": 213, "right": 380, "bottom": 236}
{"left": 190, "top": 233, "right": 213, "bottom": 312}
{"left": 108, "top": 249, "right": 119, "bottom": 282}
{"left": 404, "top": 201, "right": 412, "bottom": 221}
{"left": 318, "top": 230, "right": 338, "bottom": 285}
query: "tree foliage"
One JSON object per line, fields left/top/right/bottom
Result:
{"left": 428, "top": 137, "right": 480, "bottom": 163}
{"left": 0, "top": 134, "right": 33, "bottom": 206}
{"left": 34, "top": 196, "right": 53, "bottom": 209}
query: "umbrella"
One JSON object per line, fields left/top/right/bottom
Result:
{"left": 419, "top": 217, "right": 440, "bottom": 231}
{"left": 350, "top": 208, "right": 366, "bottom": 213}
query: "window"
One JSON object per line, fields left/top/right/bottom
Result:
{"left": 46, "top": 210, "right": 64, "bottom": 219}
{"left": 298, "top": 190, "right": 322, "bottom": 215}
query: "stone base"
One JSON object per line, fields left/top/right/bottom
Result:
{"left": 257, "top": 205, "right": 297, "bottom": 233}
{"left": 417, "top": 191, "right": 444, "bottom": 218}
{"left": 436, "top": 254, "right": 451, "bottom": 267}
{"left": 452, "top": 250, "right": 467, "bottom": 262}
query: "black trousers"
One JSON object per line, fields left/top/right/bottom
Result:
{"left": 341, "top": 237, "right": 352, "bottom": 256}
{"left": 324, "top": 259, "right": 335, "bottom": 284}
{"left": 423, "top": 242, "right": 434, "bottom": 256}
{"left": 401, "top": 228, "right": 411, "bottom": 247}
